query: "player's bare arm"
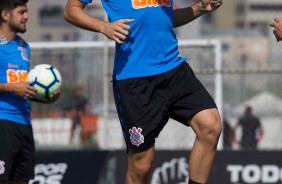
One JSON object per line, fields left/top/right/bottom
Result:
{"left": 0, "top": 82, "right": 37, "bottom": 99}
{"left": 64, "top": 0, "right": 134, "bottom": 44}
{"left": 64, "top": 0, "right": 102, "bottom": 32}
{"left": 270, "top": 17, "right": 282, "bottom": 42}
{"left": 173, "top": 0, "right": 222, "bottom": 28}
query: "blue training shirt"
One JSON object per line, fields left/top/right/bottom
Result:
{"left": 80, "top": 0, "right": 187, "bottom": 80}
{"left": 0, "top": 35, "right": 31, "bottom": 125}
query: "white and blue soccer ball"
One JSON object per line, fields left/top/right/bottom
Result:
{"left": 27, "top": 64, "right": 62, "bottom": 100}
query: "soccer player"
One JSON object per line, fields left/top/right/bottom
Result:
{"left": 69, "top": 86, "right": 88, "bottom": 144}
{"left": 270, "top": 17, "right": 282, "bottom": 42}
{"left": 0, "top": 0, "right": 60, "bottom": 183}
{"left": 233, "top": 106, "right": 263, "bottom": 150}
{"left": 64, "top": 0, "right": 222, "bottom": 183}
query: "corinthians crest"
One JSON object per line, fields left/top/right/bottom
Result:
{"left": 0, "top": 35, "right": 8, "bottom": 45}
{"left": 129, "top": 127, "right": 144, "bottom": 146}
{"left": 0, "top": 161, "right": 5, "bottom": 175}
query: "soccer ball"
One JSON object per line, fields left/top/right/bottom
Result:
{"left": 27, "top": 64, "right": 62, "bottom": 100}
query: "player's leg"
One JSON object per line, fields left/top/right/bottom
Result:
{"left": 126, "top": 146, "right": 155, "bottom": 184}
{"left": 166, "top": 62, "right": 222, "bottom": 183}
{"left": 188, "top": 108, "right": 222, "bottom": 183}
{"left": 0, "top": 121, "right": 20, "bottom": 183}
{"left": 13, "top": 124, "right": 35, "bottom": 184}
{"left": 69, "top": 117, "right": 75, "bottom": 143}
{"left": 0, "top": 121, "right": 35, "bottom": 184}
{"left": 113, "top": 74, "right": 170, "bottom": 184}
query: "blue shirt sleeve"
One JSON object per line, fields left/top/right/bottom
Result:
{"left": 80, "top": 0, "right": 92, "bottom": 3}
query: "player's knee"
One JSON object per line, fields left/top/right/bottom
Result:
{"left": 127, "top": 162, "right": 152, "bottom": 183}
{"left": 198, "top": 118, "right": 222, "bottom": 144}
{"left": 128, "top": 147, "right": 155, "bottom": 178}
{"left": 212, "top": 119, "right": 222, "bottom": 139}
{"left": 132, "top": 161, "right": 153, "bottom": 175}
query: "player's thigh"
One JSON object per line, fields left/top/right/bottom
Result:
{"left": 190, "top": 108, "right": 222, "bottom": 136}
{"left": 0, "top": 121, "right": 35, "bottom": 181}
{"left": 168, "top": 62, "right": 218, "bottom": 126}
{"left": 113, "top": 76, "right": 169, "bottom": 153}
{"left": 0, "top": 120, "right": 19, "bottom": 181}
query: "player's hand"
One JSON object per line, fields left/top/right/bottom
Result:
{"left": 201, "top": 0, "right": 222, "bottom": 12}
{"left": 270, "top": 17, "right": 282, "bottom": 42}
{"left": 13, "top": 81, "right": 38, "bottom": 100}
{"left": 201, "top": 0, "right": 210, "bottom": 8}
{"left": 103, "top": 19, "right": 135, "bottom": 44}
{"left": 40, "top": 89, "right": 61, "bottom": 104}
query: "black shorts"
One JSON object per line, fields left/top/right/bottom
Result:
{"left": 0, "top": 120, "right": 35, "bottom": 181}
{"left": 113, "top": 62, "right": 217, "bottom": 153}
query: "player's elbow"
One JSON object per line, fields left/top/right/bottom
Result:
{"left": 63, "top": 4, "right": 76, "bottom": 24}
{"left": 63, "top": 8, "right": 72, "bottom": 23}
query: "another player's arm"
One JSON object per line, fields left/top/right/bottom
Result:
{"left": 0, "top": 82, "right": 37, "bottom": 99}
{"left": 173, "top": 0, "right": 222, "bottom": 28}
{"left": 64, "top": 0, "right": 134, "bottom": 44}
{"left": 232, "top": 122, "right": 241, "bottom": 145}
{"left": 256, "top": 119, "right": 263, "bottom": 142}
